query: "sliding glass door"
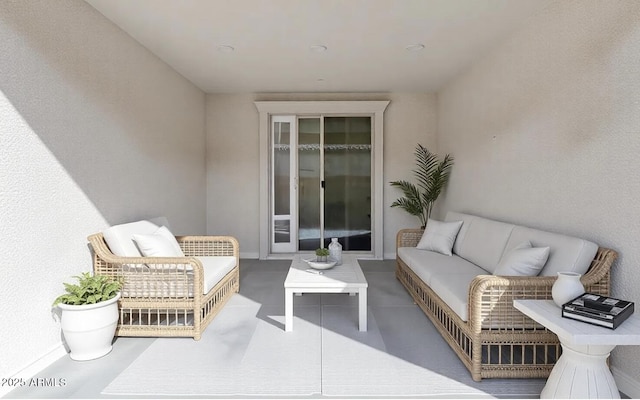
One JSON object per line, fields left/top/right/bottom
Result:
{"left": 257, "top": 101, "right": 388, "bottom": 259}
{"left": 271, "top": 115, "right": 372, "bottom": 253}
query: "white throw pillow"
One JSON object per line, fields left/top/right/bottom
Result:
{"left": 416, "top": 219, "right": 463, "bottom": 256}
{"left": 494, "top": 241, "right": 550, "bottom": 276}
{"left": 132, "top": 226, "right": 185, "bottom": 257}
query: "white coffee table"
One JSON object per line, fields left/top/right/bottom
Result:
{"left": 284, "top": 254, "right": 368, "bottom": 332}
{"left": 514, "top": 299, "right": 640, "bottom": 399}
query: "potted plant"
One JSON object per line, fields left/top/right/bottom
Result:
{"left": 315, "top": 247, "right": 330, "bottom": 262}
{"left": 390, "top": 144, "right": 454, "bottom": 228}
{"left": 52, "top": 272, "right": 122, "bottom": 361}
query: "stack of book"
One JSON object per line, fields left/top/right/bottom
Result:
{"left": 562, "top": 293, "right": 635, "bottom": 329}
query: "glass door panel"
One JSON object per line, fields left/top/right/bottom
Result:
{"left": 271, "top": 116, "right": 297, "bottom": 253}
{"left": 323, "top": 117, "right": 372, "bottom": 251}
{"left": 297, "top": 118, "right": 321, "bottom": 251}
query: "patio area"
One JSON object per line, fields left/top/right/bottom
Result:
{"left": 2, "top": 1, "right": 640, "bottom": 398}
{"left": 5, "top": 259, "right": 553, "bottom": 399}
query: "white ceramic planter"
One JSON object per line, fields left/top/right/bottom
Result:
{"left": 57, "top": 293, "right": 120, "bottom": 361}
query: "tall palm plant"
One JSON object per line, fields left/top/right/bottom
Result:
{"left": 390, "top": 144, "right": 454, "bottom": 228}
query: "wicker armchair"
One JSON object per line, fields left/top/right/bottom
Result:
{"left": 88, "top": 233, "right": 239, "bottom": 340}
{"left": 396, "top": 228, "right": 617, "bottom": 381}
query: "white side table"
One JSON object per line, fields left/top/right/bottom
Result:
{"left": 514, "top": 299, "right": 640, "bottom": 399}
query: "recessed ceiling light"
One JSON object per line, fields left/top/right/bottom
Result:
{"left": 310, "top": 45, "right": 328, "bottom": 53}
{"left": 405, "top": 44, "right": 425, "bottom": 52}
{"left": 217, "top": 45, "right": 235, "bottom": 53}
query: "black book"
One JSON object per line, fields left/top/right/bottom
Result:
{"left": 562, "top": 293, "right": 634, "bottom": 329}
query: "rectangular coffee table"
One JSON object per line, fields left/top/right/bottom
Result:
{"left": 284, "top": 254, "right": 368, "bottom": 332}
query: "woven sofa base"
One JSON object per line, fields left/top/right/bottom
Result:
{"left": 396, "top": 259, "right": 559, "bottom": 381}
{"left": 115, "top": 266, "right": 239, "bottom": 340}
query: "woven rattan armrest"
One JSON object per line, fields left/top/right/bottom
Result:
{"left": 396, "top": 228, "right": 424, "bottom": 248}
{"left": 175, "top": 235, "right": 239, "bottom": 258}
{"left": 467, "top": 247, "right": 617, "bottom": 332}
{"left": 467, "top": 274, "right": 557, "bottom": 331}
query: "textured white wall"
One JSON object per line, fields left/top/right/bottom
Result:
{"left": 0, "top": 0, "right": 205, "bottom": 379}
{"left": 206, "top": 93, "right": 436, "bottom": 258}
{"left": 437, "top": 0, "right": 640, "bottom": 392}
{"left": 206, "top": 94, "right": 261, "bottom": 255}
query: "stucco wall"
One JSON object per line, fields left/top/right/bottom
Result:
{"left": 206, "top": 92, "right": 436, "bottom": 259}
{"left": 437, "top": 0, "right": 640, "bottom": 393}
{"left": 0, "top": 0, "right": 206, "bottom": 379}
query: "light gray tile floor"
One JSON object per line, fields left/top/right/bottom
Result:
{"left": 5, "top": 259, "right": 623, "bottom": 399}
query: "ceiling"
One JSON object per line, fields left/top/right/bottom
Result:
{"left": 85, "top": 0, "right": 551, "bottom": 94}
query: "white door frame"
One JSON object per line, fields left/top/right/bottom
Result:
{"left": 255, "top": 100, "right": 390, "bottom": 260}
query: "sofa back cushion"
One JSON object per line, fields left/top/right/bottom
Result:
{"left": 504, "top": 226, "right": 598, "bottom": 276}
{"left": 445, "top": 212, "right": 515, "bottom": 274}
{"left": 102, "top": 219, "right": 162, "bottom": 257}
{"left": 148, "top": 216, "right": 171, "bottom": 231}
{"left": 132, "top": 226, "right": 185, "bottom": 257}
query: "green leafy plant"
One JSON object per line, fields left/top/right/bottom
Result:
{"left": 52, "top": 273, "right": 122, "bottom": 306}
{"left": 315, "top": 248, "right": 330, "bottom": 257}
{"left": 390, "top": 144, "right": 454, "bottom": 228}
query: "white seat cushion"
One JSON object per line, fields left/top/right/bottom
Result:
{"left": 198, "top": 256, "right": 237, "bottom": 294}
{"left": 429, "top": 271, "right": 482, "bottom": 322}
{"left": 121, "top": 256, "right": 236, "bottom": 297}
{"left": 398, "top": 247, "right": 485, "bottom": 286}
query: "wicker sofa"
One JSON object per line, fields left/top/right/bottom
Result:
{"left": 396, "top": 211, "right": 617, "bottom": 381}
{"left": 88, "top": 217, "right": 239, "bottom": 340}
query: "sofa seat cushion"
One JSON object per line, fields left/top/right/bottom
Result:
{"left": 121, "top": 256, "right": 236, "bottom": 297}
{"left": 429, "top": 271, "right": 482, "bottom": 322}
{"left": 198, "top": 256, "right": 236, "bottom": 294}
{"left": 398, "top": 247, "right": 487, "bottom": 286}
